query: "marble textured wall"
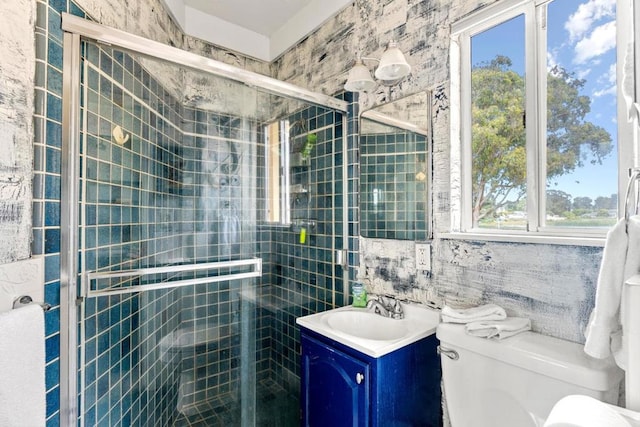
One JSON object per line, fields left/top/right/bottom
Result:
{"left": 0, "top": 0, "right": 36, "bottom": 262}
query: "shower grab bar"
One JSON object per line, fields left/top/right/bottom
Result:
{"left": 624, "top": 167, "right": 640, "bottom": 232}
{"left": 85, "top": 258, "right": 262, "bottom": 298}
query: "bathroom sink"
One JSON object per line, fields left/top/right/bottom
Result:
{"left": 325, "top": 310, "right": 409, "bottom": 341}
{"left": 296, "top": 303, "right": 440, "bottom": 358}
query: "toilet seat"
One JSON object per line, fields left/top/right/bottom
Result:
{"left": 544, "top": 395, "right": 640, "bottom": 427}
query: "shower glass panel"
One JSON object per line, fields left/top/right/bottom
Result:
{"left": 75, "top": 37, "right": 345, "bottom": 427}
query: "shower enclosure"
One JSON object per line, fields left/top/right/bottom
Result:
{"left": 60, "top": 14, "right": 348, "bottom": 426}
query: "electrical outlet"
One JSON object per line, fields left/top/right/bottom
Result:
{"left": 415, "top": 243, "right": 431, "bottom": 271}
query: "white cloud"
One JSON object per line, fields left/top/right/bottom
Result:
{"left": 593, "top": 63, "right": 616, "bottom": 98}
{"left": 606, "top": 62, "right": 616, "bottom": 84}
{"left": 576, "top": 68, "right": 592, "bottom": 80}
{"left": 565, "top": 0, "right": 616, "bottom": 42}
{"left": 593, "top": 85, "right": 616, "bottom": 98}
{"left": 547, "top": 50, "right": 558, "bottom": 70}
{"left": 573, "top": 20, "right": 616, "bottom": 64}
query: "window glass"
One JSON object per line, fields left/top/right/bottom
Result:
{"left": 265, "top": 120, "right": 290, "bottom": 224}
{"left": 471, "top": 15, "right": 526, "bottom": 229}
{"left": 544, "top": 0, "right": 617, "bottom": 228}
{"left": 266, "top": 122, "right": 281, "bottom": 223}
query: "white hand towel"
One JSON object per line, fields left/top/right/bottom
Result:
{"left": 584, "top": 215, "right": 640, "bottom": 369}
{"left": 465, "top": 317, "right": 531, "bottom": 340}
{"left": 0, "top": 304, "right": 46, "bottom": 426}
{"left": 441, "top": 303, "right": 507, "bottom": 324}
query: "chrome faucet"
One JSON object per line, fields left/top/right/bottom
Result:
{"left": 366, "top": 296, "right": 404, "bottom": 319}
{"left": 366, "top": 299, "right": 392, "bottom": 317}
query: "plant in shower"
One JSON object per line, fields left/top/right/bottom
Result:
{"left": 290, "top": 119, "right": 317, "bottom": 160}
{"left": 301, "top": 133, "right": 317, "bottom": 160}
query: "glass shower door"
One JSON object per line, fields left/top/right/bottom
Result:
{"left": 76, "top": 40, "right": 263, "bottom": 426}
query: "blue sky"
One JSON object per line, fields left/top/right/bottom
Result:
{"left": 471, "top": 0, "right": 618, "bottom": 202}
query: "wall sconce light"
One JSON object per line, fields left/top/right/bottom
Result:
{"left": 344, "top": 41, "right": 411, "bottom": 92}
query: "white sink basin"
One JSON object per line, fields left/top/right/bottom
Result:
{"left": 326, "top": 310, "right": 409, "bottom": 341}
{"left": 296, "top": 303, "right": 440, "bottom": 358}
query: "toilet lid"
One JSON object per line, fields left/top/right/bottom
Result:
{"left": 544, "top": 395, "right": 639, "bottom": 427}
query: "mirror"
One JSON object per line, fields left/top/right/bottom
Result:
{"left": 359, "top": 92, "right": 431, "bottom": 240}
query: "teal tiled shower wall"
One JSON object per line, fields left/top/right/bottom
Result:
{"left": 79, "top": 42, "right": 261, "bottom": 425}
{"left": 33, "top": 1, "right": 86, "bottom": 424}
{"left": 80, "top": 41, "right": 186, "bottom": 426}
{"left": 257, "top": 104, "right": 346, "bottom": 392}
{"left": 360, "top": 130, "right": 427, "bottom": 240}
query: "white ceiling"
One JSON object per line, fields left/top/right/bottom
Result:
{"left": 161, "top": 0, "right": 353, "bottom": 62}
{"left": 184, "top": 0, "right": 314, "bottom": 36}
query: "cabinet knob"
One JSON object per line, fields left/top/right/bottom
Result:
{"left": 356, "top": 372, "right": 364, "bottom": 384}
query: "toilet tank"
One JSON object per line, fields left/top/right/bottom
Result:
{"left": 436, "top": 324, "right": 623, "bottom": 427}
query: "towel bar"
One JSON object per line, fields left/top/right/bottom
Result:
{"left": 85, "top": 258, "right": 262, "bottom": 298}
{"left": 12, "top": 295, "right": 51, "bottom": 312}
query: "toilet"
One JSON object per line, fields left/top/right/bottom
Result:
{"left": 437, "top": 323, "right": 624, "bottom": 427}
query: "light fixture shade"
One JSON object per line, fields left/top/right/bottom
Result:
{"left": 374, "top": 41, "right": 411, "bottom": 81}
{"left": 344, "top": 61, "right": 376, "bottom": 92}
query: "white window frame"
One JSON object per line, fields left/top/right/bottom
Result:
{"left": 448, "top": 0, "right": 636, "bottom": 245}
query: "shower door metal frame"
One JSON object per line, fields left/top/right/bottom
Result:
{"left": 60, "top": 31, "right": 81, "bottom": 426}
{"left": 60, "top": 14, "right": 348, "bottom": 113}
{"left": 60, "top": 14, "right": 350, "bottom": 427}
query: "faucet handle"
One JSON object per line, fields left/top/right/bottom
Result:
{"left": 380, "top": 295, "right": 394, "bottom": 307}
{"left": 392, "top": 299, "right": 404, "bottom": 319}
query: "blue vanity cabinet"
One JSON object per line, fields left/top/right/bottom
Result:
{"left": 300, "top": 328, "right": 442, "bottom": 427}
{"left": 302, "top": 333, "right": 370, "bottom": 426}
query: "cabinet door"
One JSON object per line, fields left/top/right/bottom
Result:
{"left": 302, "top": 335, "right": 370, "bottom": 427}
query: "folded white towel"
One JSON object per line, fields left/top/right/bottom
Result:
{"left": 441, "top": 304, "right": 507, "bottom": 324}
{"left": 465, "top": 317, "right": 531, "bottom": 340}
{"left": 0, "top": 305, "right": 46, "bottom": 426}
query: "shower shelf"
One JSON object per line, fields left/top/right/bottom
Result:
{"left": 85, "top": 258, "right": 262, "bottom": 298}
{"left": 290, "top": 184, "right": 309, "bottom": 194}
{"left": 291, "top": 219, "right": 317, "bottom": 231}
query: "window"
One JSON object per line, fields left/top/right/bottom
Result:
{"left": 264, "top": 120, "right": 290, "bottom": 224}
{"left": 451, "top": 0, "right": 632, "bottom": 239}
